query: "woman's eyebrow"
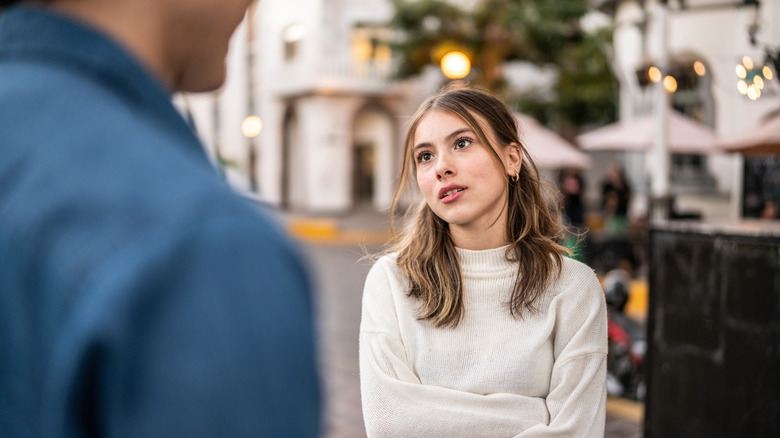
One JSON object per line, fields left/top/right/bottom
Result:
{"left": 413, "top": 128, "right": 474, "bottom": 151}
{"left": 446, "top": 128, "right": 474, "bottom": 141}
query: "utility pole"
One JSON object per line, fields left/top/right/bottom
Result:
{"left": 246, "top": 2, "right": 259, "bottom": 193}
{"left": 650, "top": 0, "right": 671, "bottom": 222}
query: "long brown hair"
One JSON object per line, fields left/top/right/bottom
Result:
{"left": 388, "top": 86, "right": 569, "bottom": 328}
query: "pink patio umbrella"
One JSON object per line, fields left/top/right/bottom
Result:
{"left": 718, "top": 111, "right": 780, "bottom": 155}
{"left": 515, "top": 113, "right": 591, "bottom": 169}
{"left": 576, "top": 110, "right": 719, "bottom": 154}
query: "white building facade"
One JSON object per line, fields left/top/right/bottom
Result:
{"left": 179, "top": 0, "right": 436, "bottom": 214}
{"left": 602, "top": 0, "right": 780, "bottom": 220}
{"left": 178, "top": 0, "right": 780, "bottom": 220}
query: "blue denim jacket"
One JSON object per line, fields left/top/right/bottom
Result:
{"left": 0, "top": 6, "right": 321, "bottom": 437}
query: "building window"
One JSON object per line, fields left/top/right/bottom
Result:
{"left": 668, "top": 54, "right": 717, "bottom": 193}
{"left": 352, "top": 24, "right": 392, "bottom": 71}
{"left": 282, "top": 22, "right": 307, "bottom": 61}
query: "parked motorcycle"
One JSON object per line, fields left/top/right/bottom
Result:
{"left": 604, "top": 269, "right": 646, "bottom": 401}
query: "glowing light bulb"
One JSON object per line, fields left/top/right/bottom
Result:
{"left": 763, "top": 66, "right": 774, "bottom": 81}
{"left": 736, "top": 64, "right": 747, "bottom": 79}
{"left": 440, "top": 51, "right": 471, "bottom": 79}
{"left": 747, "top": 85, "right": 760, "bottom": 100}
{"left": 754, "top": 75, "right": 764, "bottom": 89}
{"left": 648, "top": 66, "right": 662, "bottom": 83}
{"left": 242, "top": 115, "right": 263, "bottom": 138}
{"left": 737, "top": 80, "right": 748, "bottom": 94}
{"left": 693, "top": 61, "right": 706, "bottom": 76}
{"left": 663, "top": 75, "right": 678, "bottom": 93}
{"left": 742, "top": 56, "right": 754, "bottom": 70}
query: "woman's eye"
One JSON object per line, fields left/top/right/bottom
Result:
{"left": 417, "top": 152, "right": 433, "bottom": 163}
{"left": 455, "top": 137, "right": 472, "bottom": 149}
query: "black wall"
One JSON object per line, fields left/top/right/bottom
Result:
{"left": 646, "top": 224, "right": 780, "bottom": 437}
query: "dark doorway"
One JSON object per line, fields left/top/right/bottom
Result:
{"left": 353, "top": 142, "right": 375, "bottom": 205}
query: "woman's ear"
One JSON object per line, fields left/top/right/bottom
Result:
{"left": 505, "top": 142, "right": 523, "bottom": 176}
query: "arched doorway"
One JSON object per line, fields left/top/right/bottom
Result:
{"left": 352, "top": 104, "right": 395, "bottom": 210}
{"left": 282, "top": 104, "right": 303, "bottom": 210}
{"left": 353, "top": 141, "right": 375, "bottom": 205}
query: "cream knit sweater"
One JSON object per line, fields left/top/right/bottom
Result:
{"left": 359, "top": 246, "right": 607, "bottom": 437}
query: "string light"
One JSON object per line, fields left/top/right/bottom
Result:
{"left": 735, "top": 55, "right": 774, "bottom": 100}
{"left": 648, "top": 66, "right": 662, "bottom": 83}
{"left": 737, "top": 80, "right": 748, "bottom": 94}
{"left": 763, "top": 65, "right": 774, "bottom": 81}
{"left": 693, "top": 61, "right": 706, "bottom": 76}
{"left": 663, "top": 75, "right": 678, "bottom": 93}
{"left": 736, "top": 64, "right": 747, "bottom": 79}
{"left": 747, "top": 84, "right": 760, "bottom": 100}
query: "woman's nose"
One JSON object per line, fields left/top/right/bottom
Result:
{"left": 435, "top": 154, "right": 455, "bottom": 180}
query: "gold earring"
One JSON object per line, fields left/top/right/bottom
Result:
{"left": 512, "top": 171, "right": 519, "bottom": 182}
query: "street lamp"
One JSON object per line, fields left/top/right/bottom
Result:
{"left": 440, "top": 51, "right": 471, "bottom": 79}
{"left": 241, "top": 115, "right": 263, "bottom": 138}
{"left": 241, "top": 115, "right": 262, "bottom": 193}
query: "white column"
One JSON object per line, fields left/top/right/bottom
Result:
{"left": 219, "top": 19, "right": 250, "bottom": 192}
{"left": 649, "top": 2, "right": 670, "bottom": 222}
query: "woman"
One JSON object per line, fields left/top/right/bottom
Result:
{"left": 359, "top": 87, "right": 607, "bottom": 437}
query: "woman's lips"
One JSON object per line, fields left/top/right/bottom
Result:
{"left": 439, "top": 184, "right": 466, "bottom": 199}
{"left": 440, "top": 187, "right": 466, "bottom": 204}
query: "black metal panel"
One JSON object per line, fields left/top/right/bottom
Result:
{"left": 646, "top": 225, "right": 780, "bottom": 437}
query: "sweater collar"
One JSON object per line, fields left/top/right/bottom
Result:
{"left": 455, "top": 245, "right": 517, "bottom": 277}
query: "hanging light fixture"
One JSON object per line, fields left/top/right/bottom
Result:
{"left": 735, "top": 54, "right": 774, "bottom": 100}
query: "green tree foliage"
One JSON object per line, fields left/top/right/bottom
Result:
{"left": 388, "top": 0, "right": 617, "bottom": 133}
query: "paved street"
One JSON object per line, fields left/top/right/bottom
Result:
{"left": 299, "top": 239, "right": 644, "bottom": 438}
{"left": 301, "top": 243, "right": 374, "bottom": 437}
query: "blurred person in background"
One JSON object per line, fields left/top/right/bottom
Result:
{"left": 600, "top": 163, "right": 632, "bottom": 236}
{"left": 359, "top": 87, "right": 607, "bottom": 437}
{"left": 559, "top": 168, "right": 586, "bottom": 261}
{"left": 760, "top": 199, "right": 778, "bottom": 220}
{"left": 559, "top": 169, "right": 585, "bottom": 229}
{"left": 0, "top": 0, "right": 320, "bottom": 436}
{"left": 597, "top": 163, "right": 637, "bottom": 275}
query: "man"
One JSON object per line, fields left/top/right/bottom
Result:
{"left": 0, "top": 1, "right": 320, "bottom": 436}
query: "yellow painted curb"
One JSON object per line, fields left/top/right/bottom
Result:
{"left": 287, "top": 219, "right": 392, "bottom": 246}
{"left": 287, "top": 218, "right": 339, "bottom": 240}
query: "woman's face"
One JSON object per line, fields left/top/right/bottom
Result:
{"left": 412, "top": 109, "right": 521, "bottom": 244}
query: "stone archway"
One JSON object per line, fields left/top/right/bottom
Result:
{"left": 282, "top": 104, "right": 304, "bottom": 210}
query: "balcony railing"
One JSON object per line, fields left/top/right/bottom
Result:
{"left": 270, "top": 59, "right": 396, "bottom": 96}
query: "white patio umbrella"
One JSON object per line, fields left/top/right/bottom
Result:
{"left": 515, "top": 113, "right": 591, "bottom": 169}
{"left": 576, "top": 110, "right": 719, "bottom": 154}
{"left": 719, "top": 111, "right": 780, "bottom": 155}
